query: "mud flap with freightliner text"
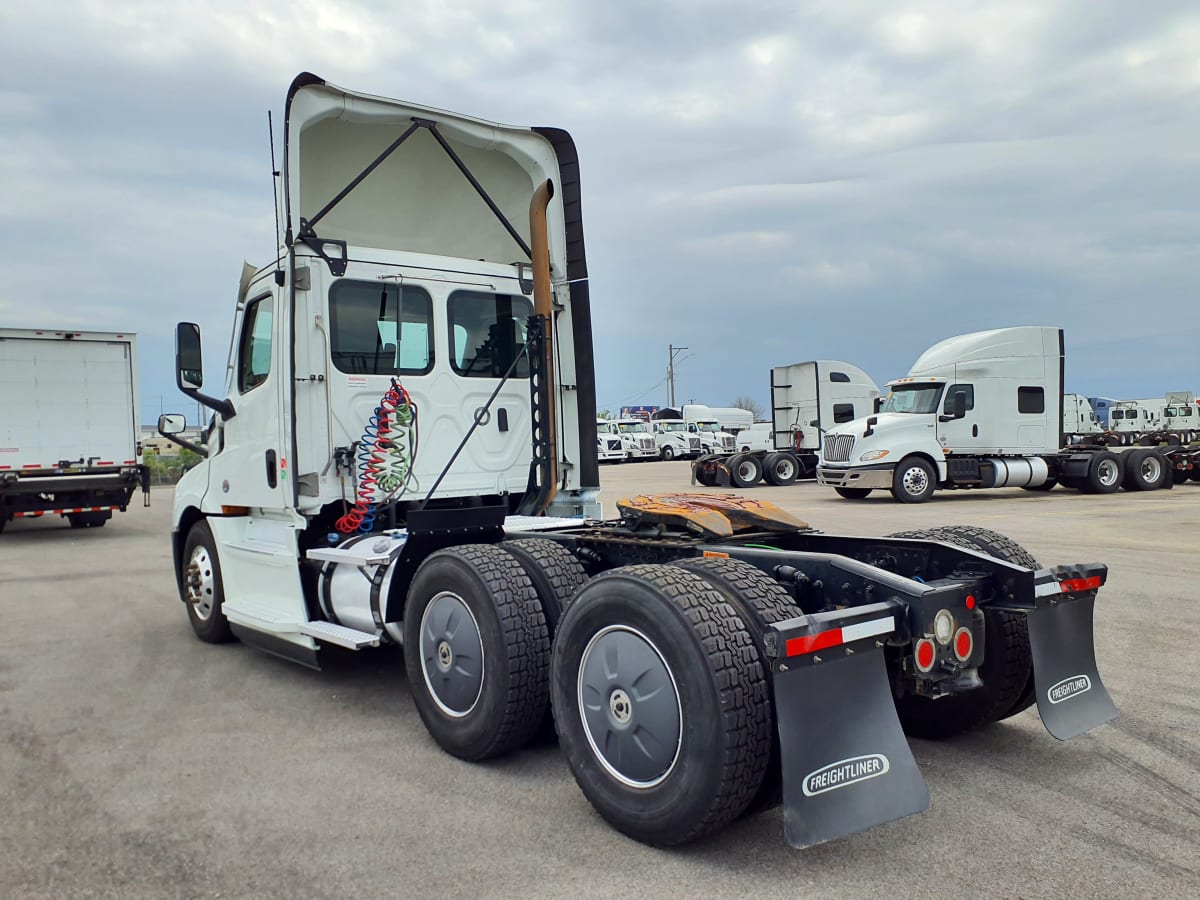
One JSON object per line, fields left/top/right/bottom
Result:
{"left": 764, "top": 601, "right": 929, "bottom": 848}
{"left": 1020, "top": 565, "right": 1118, "bottom": 740}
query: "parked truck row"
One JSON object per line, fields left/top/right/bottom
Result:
{"left": 0, "top": 328, "right": 149, "bottom": 532}
{"left": 155, "top": 74, "right": 1119, "bottom": 851}
{"left": 816, "top": 327, "right": 1199, "bottom": 502}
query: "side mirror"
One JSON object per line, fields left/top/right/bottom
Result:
{"left": 809, "top": 419, "right": 819, "bottom": 428}
{"left": 953, "top": 392, "right": 967, "bottom": 419}
{"left": 873, "top": 397, "right": 883, "bottom": 414}
{"left": 864, "top": 415, "right": 878, "bottom": 437}
{"left": 176, "top": 322, "right": 203, "bottom": 390}
{"left": 158, "top": 413, "right": 186, "bottom": 436}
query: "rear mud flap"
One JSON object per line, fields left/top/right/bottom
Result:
{"left": 1027, "top": 591, "right": 1117, "bottom": 740}
{"left": 769, "top": 605, "right": 928, "bottom": 848}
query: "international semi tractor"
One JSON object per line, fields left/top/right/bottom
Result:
{"left": 817, "top": 326, "right": 1199, "bottom": 502}
{"left": 0, "top": 328, "right": 149, "bottom": 531}
{"left": 158, "top": 74, "right": 1119, "bottom": 850}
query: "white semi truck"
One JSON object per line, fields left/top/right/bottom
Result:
{"left": 613, "top": 417, "right": 658, "bottom": 460}
{"left": 695, "top": 359, "right": 880, "bottom": 488}
{"left": 817, "top": 327, "right": 1198, "bottom": 502}
{"left": 0, "top": 328, "right": 149, "bottom": 531}
{"left": 650, "top": 418, "right": 702, "bottom": 459}
{"left": 158, "top": 74, "right": 1121, "bottom": 851}
{"left": 595, "top": 420, "right": 626, "bottom": 463}
{"left": 1062, "top": 393, "right": 1102, "bottom": 442}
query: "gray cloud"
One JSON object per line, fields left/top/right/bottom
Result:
{"left": 1, "top": 1, "right": 1196, "bottom": 423}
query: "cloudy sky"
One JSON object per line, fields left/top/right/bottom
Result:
{"left": 2, "top": 0, "right": 1197, "bottom": 423}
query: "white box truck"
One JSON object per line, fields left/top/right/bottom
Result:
{"left": 0, "top": 328, "right": 149, "bottom": 530}
{"left": 816, "top": 326, "right": 1198, "bottom": 502}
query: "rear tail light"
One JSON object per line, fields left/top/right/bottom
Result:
{"left": 914, "top": 638, "right": 936, "bottom": 673}
{"left": 953, "top": 627, "right": 973, "bottom": 662}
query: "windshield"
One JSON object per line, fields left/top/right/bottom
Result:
{"left": 695, "top": 422, "right": 721, "bottom": 432}
{"left": 881, "top": 384, "right": 945, "bottom": 415}
{"left": 661, "top": 422, "right": 686, "bottom": 432}
{"left": 618, "top": 422, "right": 648, "bottom": 433}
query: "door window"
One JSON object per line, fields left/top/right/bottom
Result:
{"left": 943, "top": 384, "right": 975, "bottom": 414}
{"left": 237, "top": 295, "right": 274, "bottom": 393}
{"left": 832, "top": 403, "right": 855, "bottom": 423}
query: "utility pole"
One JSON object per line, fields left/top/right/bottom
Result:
{"left": 668, "top": 344, "right": 688, "bottom": 408}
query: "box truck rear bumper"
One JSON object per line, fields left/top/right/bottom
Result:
{"left": 816, "top": 464, "right": 894, "bottom": 490}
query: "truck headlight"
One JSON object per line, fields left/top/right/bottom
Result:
{"left": 859, "top": 450, "right": 889, "bottom": 461}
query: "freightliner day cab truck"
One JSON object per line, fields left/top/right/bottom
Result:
{"left": 158, "top": 74, "right": 1119, "bottom": 850}
{"left": 817, "top": 327, "right": 1198, "bottom": 502}
{"left": 694, "top": 360, "right": 880, "bottom": 488}
{"left": 1, "top": 328, "right": 149, "bottom": 531}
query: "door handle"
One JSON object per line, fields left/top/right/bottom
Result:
{"left": 972, "top": 425, "right": 978, "bottom": 437}
{"left": 265, "top": 449, "right": 277, "bottom": 488}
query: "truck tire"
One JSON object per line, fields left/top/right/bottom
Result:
{"left": 497, "top": 538, "right": 587, "bottom": 638}
{"left": 551, "top": 565, "right": 770, "bottom": 846}
{"left": 672, "top": 557, "right": 802, "bottom": 816}
{"left": 662, "top": 445, "right": 676, "bottom": 461}
{"left": 892, "top": 456, "right": 936, "bottom": 503}
{"left": 762, "top": 452, "right": 799, "bottom": 486}
{"left": 885, "top": 527, "right": 1038, "bottom": 736}
{"left": 834, "top": 487, "right": 872, "bottom": 499}
{"left": 68, "top": 511, "right": 110, "bottom": 528}
{"left": 1082, "top": 451, "right": 1123, "bottom": 493}
{"left": 729, "top": 454, "right": 763, "bottom": 488}
{"left": 181, "top": 520, "right": 235, "bottom": 644}
{"left": 403, "top": 545, "right": 550, "bottom": 762}
{"left": 1122, "top": 449, "right": 1168, "bottom": 491}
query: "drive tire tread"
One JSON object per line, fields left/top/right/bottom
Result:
{"left": 404, "top": 544, "right": 550, "bottom": 762}
{"left": 551, "top": 564, "right": 770, "bottom": 845}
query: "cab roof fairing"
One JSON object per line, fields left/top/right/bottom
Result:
{"left": 281, "top": 73, "right": 570, "bottom": 279}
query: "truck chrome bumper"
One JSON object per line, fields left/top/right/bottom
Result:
{"left": 816, "top": 465, "right": 894, "bottom": 490}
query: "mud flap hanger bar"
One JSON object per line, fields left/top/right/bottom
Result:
{"left": 764, "top": 600, "right": 930, "bottom": 849}
{"left": 1002, "top": 564, "right": 1117, "bottom": 740}
{"left": 295, "top": 118, "right": 533, "bottom": 275}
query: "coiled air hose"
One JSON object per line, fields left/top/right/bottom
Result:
{"left": 336, "top": 379, "right": 419, "bottom": 534}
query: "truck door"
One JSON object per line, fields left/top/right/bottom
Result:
{"left": 215, "top": 290, "right": 289, "bottom": 509}
{"left": 935, "top": 382, "right": 981, "bottom": 450}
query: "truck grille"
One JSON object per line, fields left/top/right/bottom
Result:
{"left": 606, "top": 439, "right": 621, "bottom": 451}
{"left": 721, "top": 435, "right": 734, "bottom": 450}
{"left": 822, "top": 434, "right": 855, "bottom": 462}
{"left": 689, "top": 437, "right": 701, "bottom": 450}
{"left": 639, "top": 438, "right": 655, "bottom": 450}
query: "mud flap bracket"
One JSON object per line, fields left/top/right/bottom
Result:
{"left": 766, "top": 601, "right": 929, "bottom": 848}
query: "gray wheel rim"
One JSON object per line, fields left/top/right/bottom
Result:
{"left": 185, "top": 545, "right": 216, "bottom": 621}
{"left": 902, "top": 465, "right": 929, "bottom": 495}
{"left": 578, "top": 625, "right": 682, "bottom": 788}
{"left": 1096, "top": 458, "right": 1120, "bottom": 487}
{"left": 1139, "top": 455, "right": 1162, "bottom": 484}
{"left": 663, "top": 447, "right": 674, "bottom": 459}
{"left": 419, "top": 592, "right": 485, "bottom": 718}
{"left": 736, "top": 460, "right": 757, "bottom": 481}
{"left": 775, "top": 458, "right": 797, "bottom": 480}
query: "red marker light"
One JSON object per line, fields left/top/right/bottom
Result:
{"left": 915, "top": 638, "right": 936, "bottom": 672}
{"left": 965, "top": 594, "right": 976, "bottom": 610}
{"left": 953, "top": 628, "right": 973, "bottom": 662}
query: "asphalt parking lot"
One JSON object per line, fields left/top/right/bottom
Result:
{"left": 2, "top": 465, "right": 1198, "bottom": 898}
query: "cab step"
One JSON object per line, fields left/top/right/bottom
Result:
{"left": 299, "top": 621, "right": 381, "bottom": 650}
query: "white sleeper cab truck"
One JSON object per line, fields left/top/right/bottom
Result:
{"left": 694, "top": 359, "right": 880, "bottom": 488}
{"left": 613, "top": 417, "right": 658, "bottom": 460}
{"left": 1160, "top": 392, "right": 1198, "bottom": 443}
{"left": 595, "top": 419, "right": 625, "bottom": 463}
{"left": 817, "top": 326, "right": 1197, "bottom": 502}
{"left": 159, "top": 74, "right": 1123, "bottom": 851}
{"left": 651, "top": 418, "right": 701, "bottom": 459}
{"left": 1109, "top": 399, "right": 1161, "bottom": 443}
{"left": 0, "top": 328, "right": 149, "bottom": 531}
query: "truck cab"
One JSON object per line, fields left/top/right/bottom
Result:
{"left": 613, "top": 417, "right": 658, "bottom": 460}
{"left": 651, "top": 418, "right": 701, "bottom": 459}
{"left": 817, "top": 327, "right": 1063, "bottom": 502}
{"left": 596, "top": 419, "right": 626, "bottom": 463}
{"left": 688, "top": 419, "right": 736, "bottom": 454}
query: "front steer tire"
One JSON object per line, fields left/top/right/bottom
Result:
{"left": 181, "top": 520, "right": 235, "bottom": 644}
{"left": 892, "top": 455, "right": 936, "bottom": 503}
{"left": 403, "top": 545, "right": 550, "bottom": 762}
{"left": 551, "top": 565, "right": 770, "bottom": 846}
